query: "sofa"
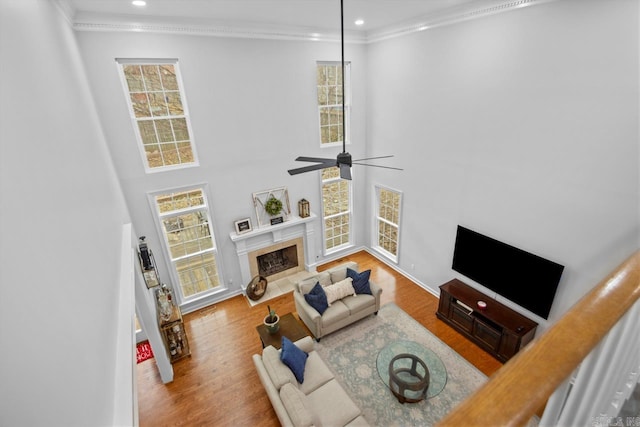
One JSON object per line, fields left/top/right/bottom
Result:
{"left": 293, "top": 261, "right": 382, "bottom": 340}
{"left": 253, "top": 336, "right": 369, "bottom": 427}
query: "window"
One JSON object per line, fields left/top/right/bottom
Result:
{"left": 316, "top": 62, "right": 350, "bottom": 146}
{"left": 150, "top": 187, "right": 222, "bottom": 302}
{"left": 117, "top": 59, "right": 198, "bottom": 171}
{"left": 374, "top": 186, "right": 402, "bottom": 263}
{"left": 321, "top": 167, "right": 352, "bottom": 252}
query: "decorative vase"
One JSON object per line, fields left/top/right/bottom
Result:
{"left": 264, "top": 314, "right": 280, "bottom": 334}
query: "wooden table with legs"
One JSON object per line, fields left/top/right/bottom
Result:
{"left": 256, "top": 312, "right": 309, "bottom": 349}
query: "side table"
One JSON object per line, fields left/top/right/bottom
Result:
{"left": 256, "top": 312, "right": 308, "bottom": 349}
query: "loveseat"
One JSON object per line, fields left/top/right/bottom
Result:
{"left": 293, "top": 261, "right": 382, "bottom": 340}
{"left": 253, "top": 336, "right": 369, "bottom": 427}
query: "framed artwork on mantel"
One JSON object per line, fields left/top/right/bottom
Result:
{"left": 253, "top": 187, "right": 291, "bottom": 227}
{"left": 234, "top": 218, "right": 252, "bottom": 234}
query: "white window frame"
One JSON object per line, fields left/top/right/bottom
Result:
{"left": 316, "top": 61, "right": 351, "bottom": 148}
{"left": 148, "top": 184, "right": 225, "bottom": 307}
{"left": 117, "top": 58, "right": 199, "bottom": 173}
{"left": 320, "top": 168, "right": 353, "bottom": 254}
{"left": 372, "top": 184, "right": 403, "bottom": 264}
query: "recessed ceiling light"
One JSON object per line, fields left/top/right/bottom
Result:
{"left": 354, "top": 19, "right": 364, "bottom": 26}
{"left": 132, "top": 1, "right": 146, "bottom": 6}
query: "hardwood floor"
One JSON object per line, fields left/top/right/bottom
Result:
{"left": 136, "top": 250, "right": 503, "bottom": 426}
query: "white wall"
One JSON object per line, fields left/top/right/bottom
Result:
{"left": 0, "top": 1, "right": 131, "bottom": 425}
{"left": 3, "top": 1, "right": 634, "bottom": 424}
{"left": 76, "top": 31, "right": 369, "bottom": 309}
{"left": 366, "top": 0, "right": 639, "bottom": 325}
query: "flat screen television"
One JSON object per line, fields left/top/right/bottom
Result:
{"left": 452, "top": 225, "right": 564, "bottom": 319}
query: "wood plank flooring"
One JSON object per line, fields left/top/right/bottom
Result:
{"left": 136, "top": 250, "right": 503, "bottom": 426}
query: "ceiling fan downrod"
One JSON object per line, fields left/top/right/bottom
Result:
{"left": 286, "top": 0, "right": 402, "bottom": 180}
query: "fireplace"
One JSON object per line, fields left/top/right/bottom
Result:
{"left": 229, "top": 213, "right": 317, "bottom": 288}
{"left": 248, "top": 237, "right": 305, "bottom": 282}
{"left": 257, "top": 245, "right": 298, "bottom": 277}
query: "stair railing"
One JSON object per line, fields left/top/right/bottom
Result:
{"left": 437, "top": 250, "right": 640, "bottom": 427}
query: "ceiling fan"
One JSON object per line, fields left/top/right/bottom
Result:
{"left": 287, "top": 0, "right": 402, "bottom": 181}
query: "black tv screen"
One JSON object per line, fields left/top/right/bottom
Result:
{"left": 452, "top": 225, "right": 564, "bottom": 319}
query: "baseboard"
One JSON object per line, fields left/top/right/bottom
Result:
{"left": 180, "top": 246, "right": 441, "bottom": 315}
{"left": 318, "top": 245, "right": 440, "bottom": 299}
{"left": 362, "top": 247, "right": 440, "bottom": 299}
{"left": 180, "top": 288, "right": 244, "bottom": 315}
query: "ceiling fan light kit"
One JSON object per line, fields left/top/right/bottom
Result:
{"left": 287, "top": 0, "right": 402, "bottom": 181}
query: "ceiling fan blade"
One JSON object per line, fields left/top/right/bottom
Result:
{"left": 339, "top": 162, "right": 352, "bottom": 180}
{"left": 351, "top": 162, "right": 404, "bottom": 171}
{"left": 294, "top": 156, "right": 335, "bottom": 163}
{"left": 288, "top": 162, "right": 335, "bottom": 176}
{"left": 352, "top": 155, "right": 394, "bottom": 162}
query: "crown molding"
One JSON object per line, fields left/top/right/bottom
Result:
{"left": 72, "top": 11, "right": 366, "bottom": 44}
{"left": 67, "top": 0, "right": 557, "bottom": 44}
{"left": 366, "top": 0, "right": 557, "bottom": 43}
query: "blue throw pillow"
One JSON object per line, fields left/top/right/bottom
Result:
{"left": 304, "top": 282, "right": 329, "bottom": 314}
{"left": 347, "top": 268, "right": 371, "bottom": 295}
{"left": 280, "top": 336, "right": 308, "bottom": 383}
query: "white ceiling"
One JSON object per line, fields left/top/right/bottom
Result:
{"left": 58, "top": 0, "right": 540, "bottom": 41}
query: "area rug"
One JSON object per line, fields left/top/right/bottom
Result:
{"left": 314, "top": 303, "right": 488, "bottom": 426}
{"left": 136, "top": 341, "right": 154, "bottom": 364}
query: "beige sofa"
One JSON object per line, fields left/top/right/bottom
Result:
{"left": 253, "top": 336, "right": 369, "bottom": 427}
{"left": 293, "top": 261, "right": 382, "bottom": 340}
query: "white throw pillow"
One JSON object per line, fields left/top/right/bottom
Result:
{"left": 324, "top": 277, "right": 356, "bottom": 305}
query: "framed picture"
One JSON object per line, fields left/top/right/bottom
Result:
{"left": 235, "top": 218, "right": 252, "bottom": 234}
{"left": 142, "top": 268, "right": 160, "bottom": 289}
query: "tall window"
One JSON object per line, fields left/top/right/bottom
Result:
{"left": 374, "top": 185, "right": 402, "bottom": 263}
{"left": 118, "top": 59, "right": 198, "bottom": 171}
{"left": 316, "top": 62, "right": 350, "bottom": 146}
{"left": 321, "top": 167, "right": 352, "bottom": 252}
{"left": 151, "top": 187, "right": 222, "bottom": 302}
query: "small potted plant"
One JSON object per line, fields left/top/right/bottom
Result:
{"left": 264, "top": 305, "right": 280, "bottom": 334}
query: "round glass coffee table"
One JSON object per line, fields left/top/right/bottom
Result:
{"left": 376, "top": 340, "right": 447, "bottom": 400}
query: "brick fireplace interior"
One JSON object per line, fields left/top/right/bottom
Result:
{"left": 248, "top": 237, "right": 305, "bottom": 282}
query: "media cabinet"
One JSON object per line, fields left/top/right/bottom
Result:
{"left": 436, "top": 279, "right": 538, "bottom": 362}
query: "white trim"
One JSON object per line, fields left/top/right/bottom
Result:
{"left": 320, "top": 169, "right": 353, "bottom": 255}
{"left": 116, "top": 60, "right": 200, "bottom": 173}
{"left": 372, "top": 184, "right": 403, "bottom": 264}
{"left": 323, "top": 245, "right": 440, "bottom": 299}
{"left": 316, "top": 61, "right": 351, "bottom": 148}
{"left": 367, "top": 0, "right": 557, "bottom": 43}
{"left": 147, "top": 184, "right": 226, "bottom": 306}
{"left": 67, "top": 0, "right": 557, "bottom": 44}
{"left": 229, "top": 214, "right": 318, "bottom": 287}
{"left": 114, "top": 224, "right": 136, "bottom": 427}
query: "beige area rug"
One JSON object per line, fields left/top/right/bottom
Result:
{"left": 245, "top": 270, "right": 315, "bottom": 307}
{"left": 314, "top": 303, "right": 539, "bottom": 427}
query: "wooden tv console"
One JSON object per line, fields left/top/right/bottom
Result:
{"left": 436, "top": 279, "right": 538, "bottom": 362}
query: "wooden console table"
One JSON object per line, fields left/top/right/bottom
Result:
{"left": 436, "top": 279, "right": 537, "bottom": 362}
{"left": 159, "top": 305, "right": 191, "bottom": 363}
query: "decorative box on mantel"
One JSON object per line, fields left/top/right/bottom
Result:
{"left": 229, "top": 213, "right": 317, "bottom": 287}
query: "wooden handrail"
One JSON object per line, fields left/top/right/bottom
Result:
{"left": 437, "top": 250, "right": 640, "bottom": 427}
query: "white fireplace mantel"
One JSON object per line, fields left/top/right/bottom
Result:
{"left": 230, "top": 213, "right": 317, "bottom": 287}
